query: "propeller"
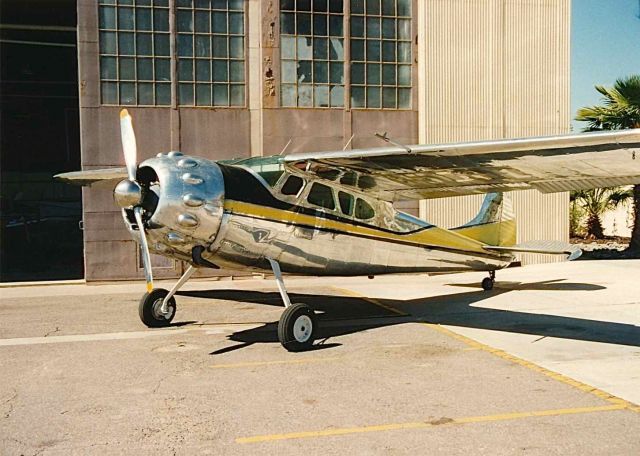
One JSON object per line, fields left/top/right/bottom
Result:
{"left": 114, "top": 109, "right": 154, "bottom": 293}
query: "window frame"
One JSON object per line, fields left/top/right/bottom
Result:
{"left": 97, "top": 0, "right": 247, "bottom": 108}
{"left": 277, "top": 0, "right": 414, "bottom": 111}
{"left": 306, "top": 181, "right": 337, "bottom": 211}
{"left": 279, "top": 0, "right": 346, "bottom": 108}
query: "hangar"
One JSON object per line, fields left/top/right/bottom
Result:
{"left": 0, "top": 0, "right": 570, "bottom": 282}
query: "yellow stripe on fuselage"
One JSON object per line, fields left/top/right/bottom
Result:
{"left": 223, "top": 200, "right": 495, "bottom": 255}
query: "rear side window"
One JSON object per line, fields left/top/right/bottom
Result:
{"left": 281, "top": 175, "right": 304, "bottom": 196}
{"left": 338, "top": 191, "right": 354, "bottom": 216}
{"left": 355, "top": 198, "right": 375, "bottom": 220}
{"left": 307, "top": 183, "right": 335, "bottom": 210}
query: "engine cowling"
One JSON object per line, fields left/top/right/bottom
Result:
{"left": 123, "top": 151, "right": 225, "bottom": 263}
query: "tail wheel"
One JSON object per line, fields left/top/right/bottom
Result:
{"left": 139, "top": 288, "right": 176, "bottom": 327}
{"left": 481, "top": 277, "right": 494, "bottom": 291}
{"left": 278, "top": 303, "right": 317, "bottom": 352}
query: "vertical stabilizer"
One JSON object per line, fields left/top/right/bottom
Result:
{"left": 451, "top": 193, "right": 516, "bottom": 246}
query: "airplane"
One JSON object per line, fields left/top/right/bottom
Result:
{"left": 55, "top": 109, "right": 640, "bottom": 351}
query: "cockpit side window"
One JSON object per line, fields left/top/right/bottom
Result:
{"left": 355, "top": 198, "right": 375, "bottom": 220}
{"left": 281, "top": 175, "right": 304, "bottom": 196}
{"left": 338, "top": 191, "right": 354, "bottom": 216}
{"left": 307, "top": 183, "right": 336, "bottom": 210}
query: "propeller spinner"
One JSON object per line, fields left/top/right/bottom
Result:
{"left": 113, "top": 109, "right": 154, "bottom": 292}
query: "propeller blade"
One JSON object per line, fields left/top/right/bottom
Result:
{"left": 120, "top": 109, "right": 138, "bottom": 182}
{"left": 133, "top": 206, "right": 154, "bottom": 293}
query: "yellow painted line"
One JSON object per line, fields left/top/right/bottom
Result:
{"left": 331, "top": 287, "right": 408, "bottom": 316}
{"left": 212, "top": 357, "right": 341, "bottom": 369}
{"left": 236, "top": 404, "right": 625, "bottom": 443}
{"left": 423, "top": 323, "right": 640, "bottom": 412}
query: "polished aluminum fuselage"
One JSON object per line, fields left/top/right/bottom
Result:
{"left": 127, "top": 153, "right": 512, "bottom": 277}
{"left": 207, "top": 212, "right": 511, "bottom": 276}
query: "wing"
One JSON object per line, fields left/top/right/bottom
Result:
{"left": 284, "top": 129, "right": 640, "bottom": 201}
{"left": 54, "top": 168, "right": 128, "bottom": 188}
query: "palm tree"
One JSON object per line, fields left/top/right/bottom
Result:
{"left": 571, "top": 188, "right": 632, "bottom": 239}
{"left": 575, "top": 75, "right": 640, "bottom": 251}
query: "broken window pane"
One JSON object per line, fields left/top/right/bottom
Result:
{"left": 298, "top": 85, "right": 312, "bottom": 106}
{"left": 351, "top": 86, "right": 365, "bottom": 108}
{"left": 329, "top": 84, "right": 344, "bottom": 107}
{"left": 281, "top": 60, "right": 296, "bottom": 83}
{"left": 281, "top": 84, "right": 296, "bottom": 106}
{"left": 297, "top": 60, "right": 312, "bottom": 83}
{"left": 282, "top": 36, "right": 296, "bottom": 59}
{"left": 297, "top": 37, "right": 312, "bottom": 59}
{"left": 329, "top": 38, "right": 343, "bottom": 60}
{"left": 329, "top": 62, "right": 343, "bottom": 84}
{"left": 314, "top": 85, "right": 329, "bottom": 107}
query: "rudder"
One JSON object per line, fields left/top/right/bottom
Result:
{"left": 451, "top": 193, "right": 516, "bottom": 246}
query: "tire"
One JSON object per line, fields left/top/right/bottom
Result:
{"left": 139, "top": 288, "right": 176, "bottom": 328}
{"left": 481, "top": 277, "right": 494, "bottom": 291}
{"left": 277, "top": 303, "right": 317, "bottom": 352}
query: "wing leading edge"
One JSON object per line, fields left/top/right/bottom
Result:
{"left": 284, "top": 129, "right": 640, "bottom": 201}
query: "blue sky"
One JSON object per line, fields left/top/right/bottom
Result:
{"left": 571, "top": 0, "right": 640, "bottom": 131}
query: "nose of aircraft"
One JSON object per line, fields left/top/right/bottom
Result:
{"left": 114, "top": 179, "right": 143, "bottom": 208}
{"left": 129, "top": 152, "right": 226, "bottom": 261}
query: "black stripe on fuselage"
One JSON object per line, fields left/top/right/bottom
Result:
{"left": 219, "top": 164, "right": 433, "bottom": 236}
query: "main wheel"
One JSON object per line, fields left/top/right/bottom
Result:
{"left": 139, "top": 288, "right": 176, "bottom": 328}
{"left": 481, "top": 277, "right": 494, "bottom": 291}
{"left": 278, "top": 303, "right": 317, "bottom": 352}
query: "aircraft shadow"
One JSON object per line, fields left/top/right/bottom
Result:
{"left": 177, "top": 279, "right": 640, "bottom": 353}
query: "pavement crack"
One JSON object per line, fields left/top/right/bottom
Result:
{"left": 43, "top": 326, "right": 60, "bottom": 338}
{"left": 2, "top": 389, "right": 18, "bottom": 419}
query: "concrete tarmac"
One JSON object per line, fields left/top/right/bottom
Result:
{"left": 0, "top": 260, "right": 639, "bottom": 455}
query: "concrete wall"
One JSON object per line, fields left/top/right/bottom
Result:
{"left": 417, "top": 0, "right": 571, "bottom": 264}
{"left": 77, "top": 0, "right": 419, "bottom": 280}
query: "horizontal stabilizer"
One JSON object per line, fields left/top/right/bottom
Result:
{"left": 483, "top": 241, "right": 582, "bottom": 261}
{"left": 54, "top": 168, "right": 127, "bottom": 188}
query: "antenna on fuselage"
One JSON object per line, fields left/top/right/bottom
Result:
{"left": 343, "top": 134, "right": 355, "bottom": 150}
{"left": 279, "top": 138, "right": 292, "bottom": 155}
{"left": 375, "top": 131, "right": 412, "bottom": 153}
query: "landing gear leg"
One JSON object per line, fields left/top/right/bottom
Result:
{"left": 138, "top": 265, "right": 198, "bottom": 327}
{"left": 267, "top": 259, "right": 317, "bottom": 352}
{"left": 482, "top": 270, "right": 496, "bottom": 291}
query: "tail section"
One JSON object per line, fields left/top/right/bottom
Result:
{"left": 452, "top": 192, "right": 517, "bottom": 246}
